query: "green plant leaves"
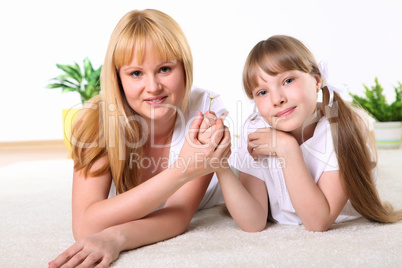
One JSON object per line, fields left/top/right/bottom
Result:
{"left": 350, "top": 78, "right": 402, "bottom": 122}
{"left": 47, "top": 58, "right": 102, "bottom": 105}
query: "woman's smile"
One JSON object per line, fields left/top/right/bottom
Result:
{"left": 144, "top": 96, "right": 168, "bottom": 105}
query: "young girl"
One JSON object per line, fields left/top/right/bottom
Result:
{"left": 48, "top": 9, "right": 230, "bottom": 268}
{"left": 216, "top": 35, "right": 402, "bottom": 232}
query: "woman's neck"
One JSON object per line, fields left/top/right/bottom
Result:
{"left": 146, "top": 113, "right": 177, "bottom": 146}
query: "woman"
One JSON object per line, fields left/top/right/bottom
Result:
{"left": 49, "top": 9, "right": 230, "bottom": 268}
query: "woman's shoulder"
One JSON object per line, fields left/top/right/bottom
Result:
{"left": 188, "top": 86, "right": 216, "bottom": 101}
{"left": 186, "top": 86, "right": 227, "bottom": 116}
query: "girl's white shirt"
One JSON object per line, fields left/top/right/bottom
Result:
{"left": 230, "top": 109, "right": 366, "bottom": 225}
{"left": 108, "top": 86, "right": 227, "bottom": 210}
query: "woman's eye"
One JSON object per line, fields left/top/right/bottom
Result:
{"left": 257, "top": 90, "right": 267, "bottom": 96}
{"left": 284, "top": 78, "right": 293, "bottom": 85}
{"left": 160, "top": 66, "right": 171, "bottom": 73}
{"left": 131, "top": 71, "right": 142, "bottom": 77}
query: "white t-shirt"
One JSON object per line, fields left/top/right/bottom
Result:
{"left": 230, "top": 111, "right": 362, "bottom": 225}
{"left": 109, "top": 86, "right": 227, "bottom": 210}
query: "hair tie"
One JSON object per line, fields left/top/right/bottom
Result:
{"left": 318, "top": 61, "right": 349, "bottom": 107}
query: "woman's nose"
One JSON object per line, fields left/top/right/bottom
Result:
{"left": 146, "top": 76, "right": 161, "bottom": 93}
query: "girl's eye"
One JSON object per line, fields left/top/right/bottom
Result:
{"left": 284, "top": 78, "right": 293, "bottom": 85}
{"left": 160, "top": 66, "right": 171, "bottom": 73}
{"left": 256, "top": 90, "right": 267, "bottom": 96}
{"left": 131, "top": 71, "right": 142, "bottom": 78}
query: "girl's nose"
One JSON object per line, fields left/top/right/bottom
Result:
{"left": 271, "top": 89, "right": 286, "bottom": 107}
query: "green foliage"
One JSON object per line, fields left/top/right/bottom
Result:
{"left": 350, "top": 78, "right": 402, "bottom": 122}
{"left": 47, "top": 57, "right": 102, "bottom": 105}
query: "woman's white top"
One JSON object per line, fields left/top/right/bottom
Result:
{"left": 230, "top": 112, "right": 363, "bottom": 225}
{"left": 109, "top": 86, "right": 226, "bottom": 210}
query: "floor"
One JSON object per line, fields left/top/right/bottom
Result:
{"left": 0, "top": 140, "right": 70, "bottom": 168}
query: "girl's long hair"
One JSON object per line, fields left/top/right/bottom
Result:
{"left": 70, "top": 9, "right": 193, "bottom": 194}
{"left": 242, "top": 35, "right": 402, "bottom": 223}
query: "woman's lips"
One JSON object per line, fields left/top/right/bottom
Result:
{"left": 144, "top": 96, "right": 167, "bottom": 105}
{"left": 275, "top": 107, "right": 296, "bottom": 118}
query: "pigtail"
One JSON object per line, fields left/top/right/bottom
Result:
{"left": 321, "top": 88, "right": 402, "bottom": 223}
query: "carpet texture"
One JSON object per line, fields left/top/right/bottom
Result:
{"left": 0, "top": 149, "right": 401, "bottom": 267}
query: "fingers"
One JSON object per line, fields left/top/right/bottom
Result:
{"left": 247, "top": 129, "right": 277, "bottom": 158}
{"left": 212, "top": 124, "right": 231, "bottom": 154}
{"left": 188, "top": 111, "right": 204, "bottom": 142}
{"left": 49, "top": 242, "right": 84, "bottom": 268}
{"left": 200, "top": 111, "right": 217, "bottom": 132}
{"left": 209, "top": 117, "right": 225, "bottom": 149}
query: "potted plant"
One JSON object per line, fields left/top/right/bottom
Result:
{"left": 350, "top": 78, "right": 402, "bottom": 149}
{"left": 47, "top": 57, "right": 102, "bottom": 152}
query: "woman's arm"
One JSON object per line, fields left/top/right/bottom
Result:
{"left": 248, "top": 129, "right": 348, "bottom": 232}
{"left": 49, "top": 115, "right": 231, "bottom": 268}
{"left": 217, "top": 168, "right": 268, "bottom": 232}
{"left": 72, "top": 158, "right": 204, "bottom": 239}
{"left": 49, "top": 173, "right": 213, "bottom": 268}
{"left": 72, "top": 113, "right": 230, "bottom": 239}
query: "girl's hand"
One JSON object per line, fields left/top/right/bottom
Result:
{"left": 48, "top": 230, "right": 122, "bottom": 268}
{"left": 247, "top": 128, "right": 297, "bottom": 159}
{"left": 177, "top": 112, "right": 231, "bottom": 179}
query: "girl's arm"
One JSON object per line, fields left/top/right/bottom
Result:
{"left": 248, "top": 129, "right": 348, "bottom": 232}
{"left": 217, "top": 168, "right": 268, "bottom": 232}
{"left": 198, "top": 111, "right": 268, "bottom": 232}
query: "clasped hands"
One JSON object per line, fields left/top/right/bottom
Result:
{"left": 179, "top": 111, "right": 231, "bottom": 178}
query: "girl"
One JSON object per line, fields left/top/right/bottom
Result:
{"left": 217, "top": 35, "right": 402, "bottom": 232}
{"left": 49, "top": 9, "right": 230, "bottom": 268}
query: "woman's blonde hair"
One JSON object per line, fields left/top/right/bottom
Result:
{"left": 243, "top": 35, "right": 402, "bottom": 223}
{"left": 71, "top": 9, "right": 193, "bottom": 194}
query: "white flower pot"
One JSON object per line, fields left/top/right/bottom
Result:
{"left": 373, "top": 121, "right": 402, "bottom": 149}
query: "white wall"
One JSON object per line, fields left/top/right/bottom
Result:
{"left": 1, "top": 0, "right": 401, "bottom": 141}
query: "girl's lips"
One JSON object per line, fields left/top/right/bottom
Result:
{"left": 275, "top": 107, "right": 296, "bottom": 118}
{"left": 144, "top": 96, "right": 167, "bottom": 105}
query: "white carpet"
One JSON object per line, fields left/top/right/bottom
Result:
{"left": 0, "top": 149, "right": 401, "bottom": 267}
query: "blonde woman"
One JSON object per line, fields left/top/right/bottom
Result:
{"left": 216, "top": 35, "right": 402, "bottom": 232}
{"left": 49, "top": 9, "right": 230, "bottom": 268}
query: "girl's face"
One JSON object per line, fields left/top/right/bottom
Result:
{"left": 118, "top": 46, "right": 185, "bottom": 124}
{"left": 252, "top": 68, "right": 321, "bottom": 138}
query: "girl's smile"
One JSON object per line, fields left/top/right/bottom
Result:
{"left": 275, "top": 106, "right": 296, "bottom": 118}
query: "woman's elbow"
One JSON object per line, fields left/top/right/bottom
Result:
{"left": 72, "top": 222, "right": 100, "bottom": 241}
{"left": 303, "top": 221, "right": 332, "bottom": 232}
{"left": 239, "top": 220, "right": 266, "bottom": 233}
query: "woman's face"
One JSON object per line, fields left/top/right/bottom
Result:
{"left": 252, "top": 68, "right": 320, "bottom": 137}
{"left": 118, "top": 46, "right": 185, "bottom": 124}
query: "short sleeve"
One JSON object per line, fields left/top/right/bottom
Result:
{"left": 186, "top": 87, "right": 228, "bottom": 119}
{"left": 229, "top": 114, "right": 268, "bottom": 181}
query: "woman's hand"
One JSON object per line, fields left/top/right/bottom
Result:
{"left": 177, "top": 112, "right": 231, "bottom": 180}
{"left": 247, "top": 128, "right": 298, "bottom": 159}
{"left": 48, "top": 229, "right": 122, "bottom": 268}
{"left": 198, "top": 111, "right": 218, "bottom": 144}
